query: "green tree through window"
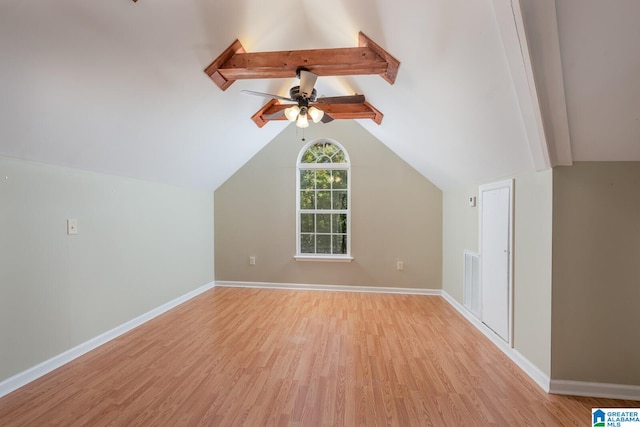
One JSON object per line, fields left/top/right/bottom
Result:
{"left": 297, "top": 140, "right": 350, "bottom": 257}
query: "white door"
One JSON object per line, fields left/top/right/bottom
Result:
{"left": 479, "top": 180, "right": 513, "bottom": 343}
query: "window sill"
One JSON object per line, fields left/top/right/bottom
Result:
{"left": 294, "top": 255, "right": 353, "bottom": 263}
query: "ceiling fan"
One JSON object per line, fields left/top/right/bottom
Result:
{"left": 241, "top": 68, "right": 366, "bottom": 128}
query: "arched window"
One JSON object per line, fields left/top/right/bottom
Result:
{"left": 296, "top": 140, "right": 351, "bottom": 260}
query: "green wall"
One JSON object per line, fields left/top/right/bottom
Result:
{"left": 0, "top": 157, "right": 214, "bottom": 382}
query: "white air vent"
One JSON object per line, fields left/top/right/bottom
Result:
{"left": 463, "top": 250, "right": 480, "bottom": 318}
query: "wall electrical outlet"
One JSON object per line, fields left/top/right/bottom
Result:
{"left": 67, "top": 219, "right": 78, "bottom": 235}
{"left": 249, "top": 256, "right": 256, "bottom": 266}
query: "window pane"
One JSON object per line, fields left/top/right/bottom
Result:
{"left": 332, "top": 170, "right": 347, "bottom": 189}
{"left": 332, "top": 150, "right": 346, "bottom": 163}
{"left": 332, "top": 214, "right": 347, "bottom": 233}
{"left": 317, "top": 235, "right": 331, "bottom": 254}
{"left": 310, "top": 143, "right": 325, "bottom": 159}
{"left": 316, "top": 170, "right": 331, "bottom": 189}
{"left": 300, "top": 142, "right": 347, "bottom": 164}
{"left": 300, "top": 143, "right": 324, "bottom": 163}
{"left": 301, "top": 150, "right": 316, "bottom": 163}
{"left": 301, "top": 234, "right": 314, "bottom": 253}
{"left": 332, "top": 235, "right": 347, "bottom": 254}
{"left": 300, "top": 190, "right": 315, "bottom": 209}
{"left": 324, "top": 143, "right": 338, "bottom": 158}
{"left": 333, "top": 190, "right": 348, "bottom": 209}
{"left": 317, "top": 214, "right": 331, "bottom": 233}
{"left": 317, "top": 191, "right": 331, "bottom": 209}
{"left": 300, "top": 214, "right": 314, "bottom": 233}
{"left": 300, "top": 170, "right": 315, "bottom": 190}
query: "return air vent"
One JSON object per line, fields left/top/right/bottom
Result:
{"left": 463, "top": 250, "right": 480, "bottom": 318}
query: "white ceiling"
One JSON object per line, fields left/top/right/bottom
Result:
{"left": 0, "top": 0, "right": 638, "bottom": 191}
{"left": 554, "top": 0, "right": 640, "bottom": 161}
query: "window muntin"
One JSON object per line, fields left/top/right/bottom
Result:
{"left": 296, "top": 140, "right": 350, "bottom": 258}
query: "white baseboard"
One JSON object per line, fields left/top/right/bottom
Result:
{"left": 0, "top": 281, "right": 216, "bottom": 399}
{"left": 215, "top": 280, "right": 443, "bottom": 296}
{"left": 441, "top": 291, "right": 551, "bottom": 393}
{"left": 4, "top": 282, "right": 636, "bottom": 402}
{"left": 442, "top": 291, "right": 640, "bottom": 401}
{"left": 549, "top": 380, "right": 640, "bottom": 401}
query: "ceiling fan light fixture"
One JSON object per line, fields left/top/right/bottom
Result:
{"left": 284, "top": 105, "right": 300, "bottom": 121}
{"left": 296, "top": 113, "right": 309, "bottom": 128}
{"left": 308, "top": 106, "right": 324, "bottom": 123}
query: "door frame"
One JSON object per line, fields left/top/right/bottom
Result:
{"left": 478, "top": 179, "right": 514, "bottom": 346}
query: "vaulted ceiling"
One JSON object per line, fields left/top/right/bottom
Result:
{"left": 0, "top": 0, "right": 638, "bottom": 191}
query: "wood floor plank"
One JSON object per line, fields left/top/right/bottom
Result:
{"left": 0, "top": 287, "right": 637, "bottom": 426}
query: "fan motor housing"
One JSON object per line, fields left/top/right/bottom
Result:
{"left": 289, "top": 86, "right": 317, "bottom": 103}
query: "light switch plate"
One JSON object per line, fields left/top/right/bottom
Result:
{"left": 67, "top": 219, "right": 78, "bottom": 235}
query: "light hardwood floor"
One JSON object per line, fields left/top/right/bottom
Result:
{"left": 0, "top": 287, "right": 637, "bottom": 426}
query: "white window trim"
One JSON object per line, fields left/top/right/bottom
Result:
{"left": 294, "top": 255, "right": 353, "bottom": 262}
{"left": 295, "top": 139, "right": 351, "bottom": 260}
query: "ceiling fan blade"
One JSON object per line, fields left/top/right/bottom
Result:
{"left": 298, "top": 70, "right": 318, "bottom": 99}
{"left": 321, "top": 113, "right": 334, "bottom": 123}
{"left": 264, "top": 109, "right": 286, "bottom": 120}
{"left": 315, "top": 94, "right": 366, "bottom": 104}
{"left": 241, "top": 90, "right": 293, "bottom": 102}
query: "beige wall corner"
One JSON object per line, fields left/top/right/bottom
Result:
{"left": 214, "top": 121, "right": 442, "bottom": 289}
{"left": 552, "top": 162, "right": 640, "bottom": 385}
{"left": 512, "top": 169, "right": 553, "bottom": 376}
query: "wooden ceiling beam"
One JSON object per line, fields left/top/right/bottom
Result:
{"left": 205, "top": 32, "right": 400, "bottom": 90}
{"left": 203, "top": 40, "right": 247, "bottom": 91}
{"left": 217, "top": 48, "right": 389, "bottom": 80}
{"left": 251, "top": 100, "right": 383, "bottom": 127}
{"left": 250, "top": 99, "right": 280, "bottom": 128}
{"left": 358, "top": 32, "right": 400, "bottom": 85}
